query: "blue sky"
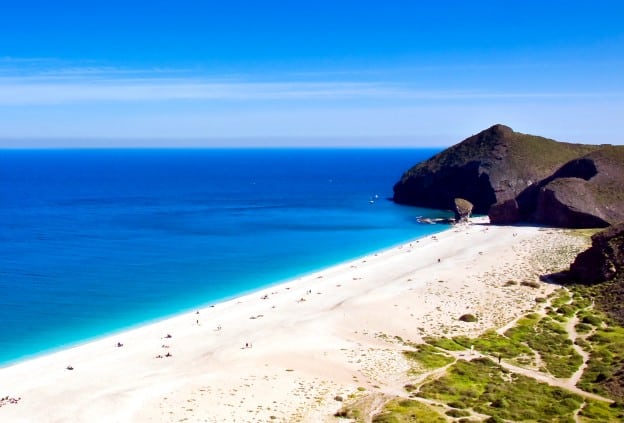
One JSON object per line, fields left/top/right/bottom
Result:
{"left": 0, "top": 1, "right": 623, "bottom": 147}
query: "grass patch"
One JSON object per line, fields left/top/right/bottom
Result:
{"left": 550, "top": 289, "right": 572, "bottom": 309}
{"left": 451, "top": 312, "right": 582, "bottom": 376}
{"left": 556, "top": 304, "right": 577, "bottom": 317}
{"left": 418, "top": 357, "right": 582, "bottom": 422}
{"left": 424, "top": 337, "right": 466, "bottom": 351}
{"left": 505, "top": 314, "right": 583, "bottom": 378}
{"left": 445, "top": 408, "right": 470, "bottom": 418}
{"left": 578, "top": 399, "right": 624, "bottom": 422}
{"left": 581, "top": 315, "right": 602, "bottom": 326}
{"left": 403, "top": 344, "right": 454, "bottom": 370}
{"left": 372, "top": 398, "right": 446, "bottom": 422}
{"left": 453, "top": 329, "right": 533, "bottom": 362}
{"left": 575, "top": 322, "right": 593, "bottom": 334}
{"left": 579, "top": 322, "right": 624, "bottom": 400}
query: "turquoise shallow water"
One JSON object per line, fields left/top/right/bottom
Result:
{"left": 0, "top": 148, "right": 451, "bottom": 366}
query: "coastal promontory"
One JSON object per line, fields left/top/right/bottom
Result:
{"left": 393, "top": 125, "right": 624, "bottom": 228}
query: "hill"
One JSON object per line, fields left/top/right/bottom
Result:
{"left": 393, "top": 125, "right": 624, "bottom": 228}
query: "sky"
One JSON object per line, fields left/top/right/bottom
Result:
{"left": 0, "top": 0, "right": 623, "bottom": 147}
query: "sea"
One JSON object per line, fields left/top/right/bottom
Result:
{"left": 0, "top": 148, "right": 451, "bottom": 366}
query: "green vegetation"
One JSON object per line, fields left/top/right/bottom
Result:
{"left": 423, "top": 336, "right": 465, "bottom": 351}
{"left": 581, "top": 314, "right": 602, "bottom": 326}
{"left": 417, "top": 358, "right": 582, "bottom": 422}
{"left": 370, "top": 285, "right": 624, "bottom": 423}
{"left": 505, "top": 314, "right": 583, "bottom": 378}
{"left": 372, "top": 399, "right": 447, "bottom": 423}
{"left": 403, "top": 344, "right": 454, "bottom": 370}
{"left": 504, "top": 130, "right": 599, "bottom": 176}
{"left": 453, "top": 329, "right": 533, "bottom": 362}
{"left": 550, "top": 289, "right": 571, "bottom": 309}
{"left": 334, "top": 406, "right": 362, "bottom": 421}
{"left": 458, "top": 313, "right": 477, "bottom": 322}
{"left": 594, "top": 278, "right": 624, "bottom": 326}
{"left": 579, "top": 323, "right": 624, "bottom": 399}
{"left": 445, "top": 408, "right": 470, "bottom": 418}
{"left": 404, "top": 125, "right": 598, "bottom": 177}
{"left": 432, "top": 290, "right": 584, "bottom": 378}
{"left": 575, "top": 322, "right": 593, "bottom": 334}
{"left": 578, "top": 399, "right": 624, "bottom": 422}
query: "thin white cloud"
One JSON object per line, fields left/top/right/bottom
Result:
{"left": 0, "top": 75, "right": 621, "bottom": 105}
{"left": 0, "top": 78, "right": 396, "bottom": 104}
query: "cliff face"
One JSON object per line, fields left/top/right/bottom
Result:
{"left": 393, "top": 124, "right": 598, "bottom": 215}
{"left": 570, "top": 223, "right": 624, "bottom": 285}
{"left": 491, "top": 146, "right": 624, "bottom": 228}
{"left": 394, "top": 124, "right": 624, "bottom": 228}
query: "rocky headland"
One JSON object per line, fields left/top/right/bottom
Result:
{"left": 393, "top": 124, "right": 624, "bottom": 228}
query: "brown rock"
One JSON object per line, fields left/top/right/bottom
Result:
{"left": 454, "top": 198, "right": 473, "bottom": 222}
{"left": 570, "top": 222, "right": 624, "bottom": 284}
{"left": 393, "top": 124, "right": 597, "bottom": 214}
{"left": 527, "top": 148, "right": 624, "bottom": 228}
{"left": 489, "top": 199, "right": 521, "bottom": 225}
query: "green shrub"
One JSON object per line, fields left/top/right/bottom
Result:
{"left": 454, "top": 330, "right": 533, "bottom": 360}
{"left": 403, "top": 344, "right": 454, "bottom": 369}
{"left": 372, "top": 398, "right": 446, "bottom": 423}
{"left": 418, "top": 358, "right": 583, "bottom": 421}
{"left": 557, "top": 304, "right": 576, "bottom": 317}
{"left": 582, "top": 315, "right": 602, "bottom": 326}
{"left": 459, "top": 314, "right": 478, "bottom": 322}
{"left": 446, "top": 408, "right": 470, "bottom": 417}
{"left": 521, "top": 280, "right": 540, "bottom": 289}
{"left": 424, "top": 337, "right": 466, "bottom": 351}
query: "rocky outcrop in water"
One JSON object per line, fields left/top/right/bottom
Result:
{"left": 454, "top": 198, "right": 473, "bottom": 222}
{"left": 393, "top": 125, "right": 624, "bottom": 228}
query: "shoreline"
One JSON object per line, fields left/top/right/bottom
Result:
{"left": 0, "top": 217, "right": 589, "bottom": 422}
{"left": 0, "top": 222, "right": 449, "bottom": 370}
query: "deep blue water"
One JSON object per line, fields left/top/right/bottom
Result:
{"left": 0, "top": 148, "right": 449, "bottom": 366}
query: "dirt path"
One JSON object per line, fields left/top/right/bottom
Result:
{"left": 444, "top": 349, "right": 611, "bottom": 403}
{"left": 566, "top": 315, "right": 591, "bottom": 388}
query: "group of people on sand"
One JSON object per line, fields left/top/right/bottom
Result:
{"left": 0, "top": 395, "right": 21, "bottom": 407}
{"left": 156, "top": 333, "right": 173, "bottom": 358}
{"left": 155, "top": 352, "right": 173, "bottom": 359}
{"left": 61, "top": 310, "right": 246, "bottom": 368}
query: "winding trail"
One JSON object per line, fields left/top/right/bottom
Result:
{"left": 566, "top": 315, "right": 591, "bottom": 388}
{"left": 404, "top": 287, "right": 613, "bottom": 422}
{"left": 444, "top": 349, "right": 611, "bottom": 403}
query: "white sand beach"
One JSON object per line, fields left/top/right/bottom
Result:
{"left": 0, "top": 218, "right": 588, "bottom": 422}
